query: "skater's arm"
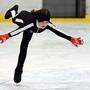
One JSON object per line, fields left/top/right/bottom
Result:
{"left": 47, "top": 23, "right": 71, "bottom": 40}
{"left": 9, "top": 23, "right": 34, "bottom": 37}
{"left": 0, "top": 23, "right": 34, "bottom": 43}
{"left": 47, "top": 23, "right": 83, "bottom": 47}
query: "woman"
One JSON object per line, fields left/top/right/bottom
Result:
{"left": 0, "top": 5, "right": 83, "bottom": 83}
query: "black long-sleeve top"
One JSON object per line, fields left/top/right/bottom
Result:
{"left": 9, "top": 10, "right": 71, "bottom": 41}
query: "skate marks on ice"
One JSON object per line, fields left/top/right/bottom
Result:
{"left": 0, "top": 69, "right": 90, "bottom": 90}
{"left": 0, "top": 81, "right": 90, "bottom": 90}
{"left": 0, "top": 79, "right": 30, "bottom": 90}
{"left": 0, "top": 80, "right": 69, "bottom": 90}
{"left": 22, "top": 69, "right": 90, "bottom": 90}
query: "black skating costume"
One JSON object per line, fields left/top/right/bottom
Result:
{"left": 1, "top": 5, "right": 82, "bottom": 83}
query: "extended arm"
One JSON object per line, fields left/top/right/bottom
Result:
{"left": 47, "top": 25, "right": 71, "bottom": 40}
{"left": 47, "top": 23, "right": 83, "bottom": 47}
{"left": 0, "top": 23, "right": 34, "bottom": 43}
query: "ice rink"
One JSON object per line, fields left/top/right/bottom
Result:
{"left": 0, "top": 22, "right": 90, "bottom": 90}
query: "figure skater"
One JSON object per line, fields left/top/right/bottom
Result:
{"left": 0, "top": 5, "right": 83, "bottom": 83}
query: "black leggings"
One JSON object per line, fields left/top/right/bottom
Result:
{"left": 16, "top": 29, "right": 33, "bottom": 70}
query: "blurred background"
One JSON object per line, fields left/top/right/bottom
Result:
{"left": 0, "top": 0, "right": 89, "bottom": 20}
{"left": 43, "top": 0, "right": 86, "bottom": 18}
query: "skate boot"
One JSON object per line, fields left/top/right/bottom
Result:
{"left": 14, "top": 68, "right": 23, "bottom": 83}
{"left": 5, "top": 5, "right": 18, "bottom": 19}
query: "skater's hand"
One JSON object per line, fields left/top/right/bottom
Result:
{"left": 0, "top": 34, "right": 9, "bottom": 44}
{"left": 70, "top": 37, "right": 84, "bottom": 47}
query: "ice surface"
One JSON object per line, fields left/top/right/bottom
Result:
{"left": 0, "top": 23, "right": 90, "bottom": 90}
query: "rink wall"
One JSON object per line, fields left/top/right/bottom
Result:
{"left": 52, "top": 0, "right": 90, "bottom": 23}
{"left": 0, "top": 0, "right": 90, "bottom": 23}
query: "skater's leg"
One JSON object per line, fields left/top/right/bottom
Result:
{"left": 14, "top": 29, "right": 33, "bottom": 83}
{"left": 5, "top": 5, "right": 19, "bottom": 19}
{"left": 16, "top": 30, "right": 33, "bottom": 69}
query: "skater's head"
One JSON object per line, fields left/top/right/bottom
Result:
{"left": 36, "top": 21, "right": 49, "bottom": 29}
{"left": 36, "top": 9, "right": 51, "bottom": 22}
{"left": 31, "top": 9, "right": 51, "bottom": 29}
